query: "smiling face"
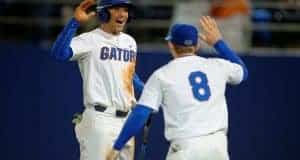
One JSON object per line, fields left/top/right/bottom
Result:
{"left": 101, "top": 5, "right": 129, "bottom": 35}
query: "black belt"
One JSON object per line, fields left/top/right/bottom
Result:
{"left": 94, "top": 105, "right": 128, "bottom": 118}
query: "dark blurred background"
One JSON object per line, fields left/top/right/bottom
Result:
{"left": 0, "top": 0, "right": 300, "bottom": 160}
{"left": 1, "top": 0, "right": 300, "bottom": 54}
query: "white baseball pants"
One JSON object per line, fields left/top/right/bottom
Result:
{"left": 166, "top": 131, "right": 229, "bottom": 160}
{"left": 75, "top": 107, "right": 134, "bottom": 160}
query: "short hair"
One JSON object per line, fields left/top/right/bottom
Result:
{"left": 173, "top": 45, "right": 196, "bottom": 54}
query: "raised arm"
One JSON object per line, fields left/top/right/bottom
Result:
{"left": 199, "top": 16, "right": 248, "bottom": 81}
{"left": 50, "top": 0, "right": 96, "bottom": 61}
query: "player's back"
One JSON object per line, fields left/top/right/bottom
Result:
{"left": 156, "top": 55, "right": 242, "bottom": 141}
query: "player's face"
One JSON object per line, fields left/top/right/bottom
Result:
{"left": 107, "top": 6, "right": 129, "bottom": 34}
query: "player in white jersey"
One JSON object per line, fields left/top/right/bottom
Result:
{"left": 50, "top": 0, "right": 144, "bottom": 160}
{"left": 105, "top": 16, "right": 248, "bottom": 160}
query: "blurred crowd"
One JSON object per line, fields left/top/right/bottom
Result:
{"left": 0, "top": 0, "right": 300, "bottom": 53}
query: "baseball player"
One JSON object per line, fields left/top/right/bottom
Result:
{"left": 50, "top": 0, "right": 144, "bottom": 160}
{"left": 106, "top": 16, "right": 248, "bottom": 160}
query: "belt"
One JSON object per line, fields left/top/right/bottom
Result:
{"left": 94, "top": 105, "right": 128, "bottom": 118}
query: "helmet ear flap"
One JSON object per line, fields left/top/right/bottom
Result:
{"left": 98, "top": 8, "right": 110, "bottom": 22}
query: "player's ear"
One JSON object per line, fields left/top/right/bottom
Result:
{"left": 167, "top": 42, "right": 177, "bottom": 58}
{"left": 167, "top": 41, "right": 174, "bottom": 50}
{"left": 196, "top": 42, "right": 201, "bottom": 51}
{"left": 196, "top": 35, "right": 202, "bottom": 51}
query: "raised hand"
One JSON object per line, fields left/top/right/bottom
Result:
{"left": 74, "top": 0, "right": 96, "bottom": 23}
{"left": 199, "top": 16, "right": 223, "bottom": 46}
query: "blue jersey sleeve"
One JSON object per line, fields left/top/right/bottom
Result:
{"left": 50, "top": 18, "right": 80, "bottom": 61}
{"left": 113, "top": 104, "right": 153, "bottom": 150}
{"left": 214, "top": 40, "right": 248, "bottom": 81}
{"left": 133, "top": 73, "right": 144, "bottom": 98}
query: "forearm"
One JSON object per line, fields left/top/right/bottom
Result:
{"left": 214, "top": 40, "right": 248, "bottom": 81}
{"left": 50, "top": 18, "right": 79, "bottom": 61}
{"left": 113, "top": 105, "right": 153, "bottom": 150}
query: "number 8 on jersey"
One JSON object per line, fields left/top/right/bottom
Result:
{"left": 188, "top": 71, "right": 211, "bottom": 101}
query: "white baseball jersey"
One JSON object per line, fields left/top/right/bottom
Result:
{"left": 138, "top": 55, "right": 243, "bottom": 141}
{"left": 70, "top": 28, "right": 137, "bottom": 111}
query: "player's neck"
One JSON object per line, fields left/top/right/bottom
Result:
{"left": 175, "top": 52, "right": 196, "bottom": 58}
{"left": 100, "top": 24, "right": 121, "bottom": 36}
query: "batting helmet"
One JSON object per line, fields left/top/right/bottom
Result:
{"left": 96, "top": 0, "right": 134, "bottom": 23}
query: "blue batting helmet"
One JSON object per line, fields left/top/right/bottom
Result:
{"left": 96, "top": 0, "right": 134, "bottom": 23}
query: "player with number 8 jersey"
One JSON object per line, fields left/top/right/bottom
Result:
{"left": 105, "top": 16, "right": 248, "bottom": 160}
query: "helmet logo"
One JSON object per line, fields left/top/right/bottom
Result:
{"left": 184, "top": 40, "right": 193, "bottom": 46}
